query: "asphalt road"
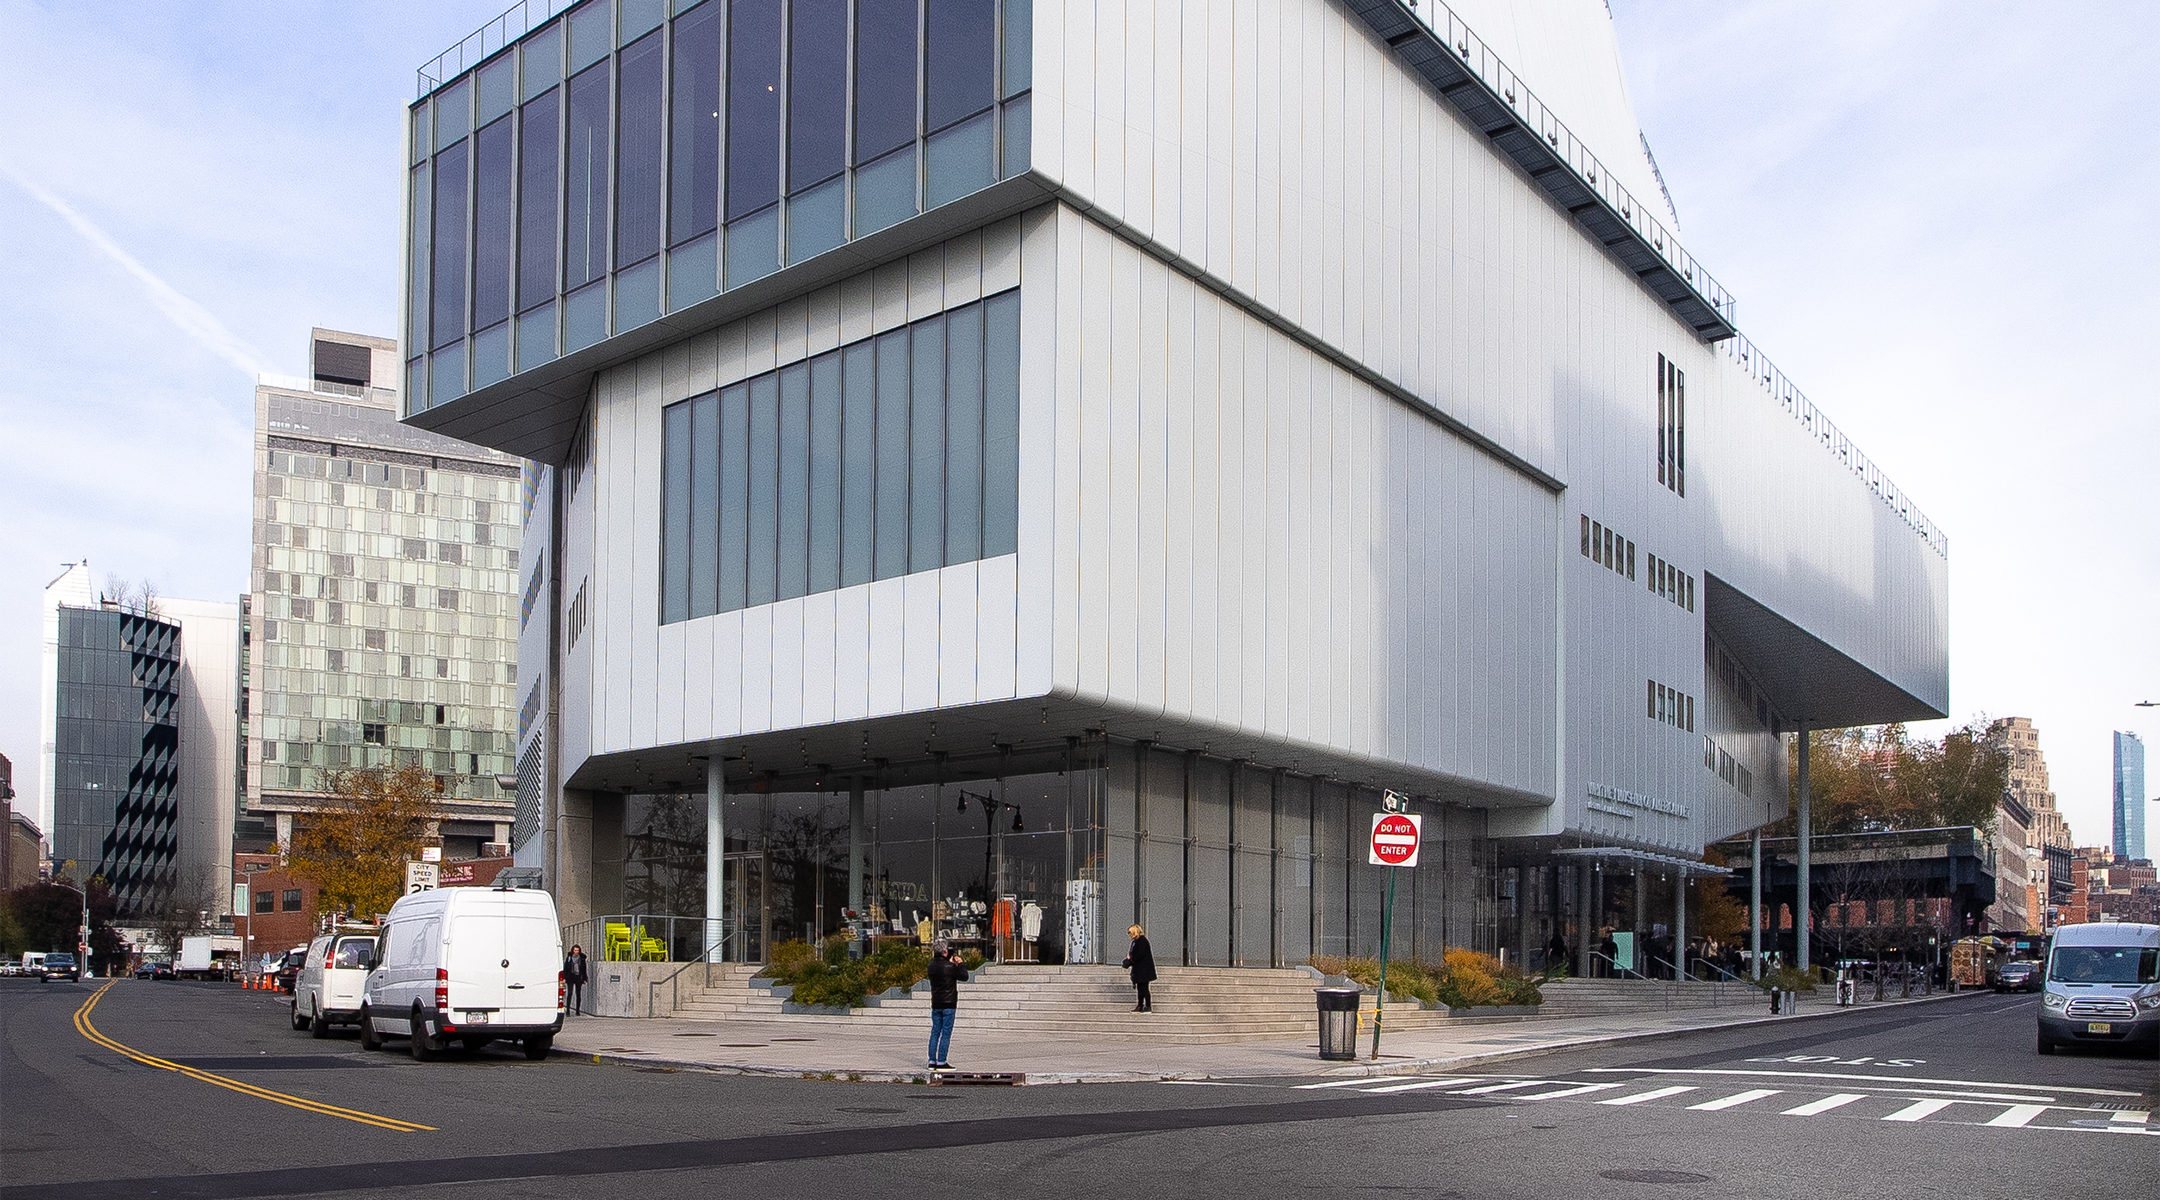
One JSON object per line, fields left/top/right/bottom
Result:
{"left": 3, "top": 977, "right": 2152, "bottom": 1199}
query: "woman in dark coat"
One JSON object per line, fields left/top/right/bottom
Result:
{"left": 1122, "top": 924, "right": 1157, "bottom": 1012}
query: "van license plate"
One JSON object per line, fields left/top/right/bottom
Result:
{"left": 467, "top": 1012, "right": 490, "bottom": 1024}
{"left": 2085, "top": 1022, "right": 2111, "bottom": 1034}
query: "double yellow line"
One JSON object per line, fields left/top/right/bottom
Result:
{"left": 72, "top": 980, "right": 435, "bottom": 1133}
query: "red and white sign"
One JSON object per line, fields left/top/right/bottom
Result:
{"left": 1369, "top": 812, "right": 1422, "bottom": 867}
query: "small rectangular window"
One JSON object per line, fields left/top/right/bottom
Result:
{"left": 1648, "top": 680, "right": 1658, "bottom": 720}
{"left": 255, "top": 890, "right": 274, "bottom": 914}
{"left": 1685, "top": 694, "right": 1695, "bottom": 732}
{"left": 1625, "top": 540, "right": 1635, "bottom": 580}
{"left": 282, "top": 889, "right": 303, "bottom": 912}
{"left": 1581, "top": 514, "right": 1591, "bottom": 557}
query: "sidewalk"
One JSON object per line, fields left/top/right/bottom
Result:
{"left": 552, "top": 988, "right": 1976, "bottom": 1085}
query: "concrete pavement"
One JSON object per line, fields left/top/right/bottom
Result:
{"left": 553, "top": 986, "right": 1971, "bottom": 1084}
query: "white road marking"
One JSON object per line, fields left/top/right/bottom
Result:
{"left": 1986, "top": 1104, "right": 2048, "bottom": 1128}
{"left": 1294, "top": 1076, "right": 1417, "bottom": 1089}
{"left": 1518, "top": 1083, "right": 1627, "bottom": 1100}
{"left": 1689, "top": 1089, "right": 1781, "bottom": 1111}
{"left": 1883, "top": 1098, "right": 1955, "bottom": 1122}
{"left": 1444, "top": 1080, "right": 1546, "bottom": 1095}
{"left": 2109, "top": 1109, "right": 2150, "bottom": 1125}
{"left": 1358, "top": 1078, "right": 1483, "bottom": 1094}
{"left": 1600, "top": 1085, "right": 1697, "bottom": 1106}
{"left": 1783, "top": 1093, "right": 1869, "bottom": 1116}
{"left": 1587, "top": 1066, "right": 2132, "bottom": 1098}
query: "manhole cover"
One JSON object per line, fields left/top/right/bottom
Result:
{"left": 1601, "top": 1171, "right": 1711, "bottom": 1185}
{"left": 838, "top": 1107, "right": 904, "bottom": 1114}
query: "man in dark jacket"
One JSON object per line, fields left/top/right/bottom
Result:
{"left": 564, "top": 945, "right": 590, "bottom": 1015}
{"left": 1122, "top": 925, "right": 1156, "bottom": 1012}
{"left": 925, "top": 939, "right": 968, "bottom": 1070}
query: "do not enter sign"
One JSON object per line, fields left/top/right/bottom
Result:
{"left": 1369, "top": 812, "right": 1422, "bottom": 867}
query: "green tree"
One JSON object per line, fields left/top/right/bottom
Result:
{"left": 1775, "top": 718, "right": 2007, "bottom": 836}
{"left": 282, "top": 763, "right": 445, "bottom": 920}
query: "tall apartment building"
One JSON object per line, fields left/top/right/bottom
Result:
{"left": 38, "top": 565, "right": 242, "bottom": 915}
{"left": 1, "top": 751, "right": 42, "bottom": 889}
{"left": 2113, "top": 731, "right": 2146, "bottom": 861}
{"left": 397, "top": 0, "right": 1948, "bottom": 968}
{"left": 1997, "top": 717, "right": 2068, "bottom": 930}
{"left": 246, "top": 331, "right": 525, "bottom": 861}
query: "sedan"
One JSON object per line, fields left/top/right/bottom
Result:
{"left": 134, "top": 962, "right": 176, "bottom": 981}
{"left": 1995, "top": 960, "right": 2041, "bottom": 993}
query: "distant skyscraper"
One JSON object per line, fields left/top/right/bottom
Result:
{"left": 2114, "top": 731, "right": 2146, "bottom": 861}
{"left": 244, "top": 330, "right": 523, "bottom": 860}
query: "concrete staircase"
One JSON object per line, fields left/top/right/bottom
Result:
{"left": 668, "top": 964, "right": 1542, "bottom": 1041}
{"left": 1534, "top": 977, "right": 1754, "bottom": 1018}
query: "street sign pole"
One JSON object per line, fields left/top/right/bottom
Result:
{"left": 1371, "top": 862, "right": 1398, "bottom": 1060}
{"left": 1367, "top": 794, "right": 1420, "bottom": 1061}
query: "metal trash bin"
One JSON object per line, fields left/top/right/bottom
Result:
{"left": 1316, "top": 987, "right": 1361, "bottom": 1061}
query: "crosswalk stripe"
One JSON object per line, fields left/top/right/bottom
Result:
{"left": 1884, "top": 1098, "right": 1955, "bottom": 1122}
{"left": 1689, "top": 1089, "right": 1780, "bottom": 1111}
{"left": 2109, "top": 1109, "right": 2150, "bottom": 1125}
{"left": 1783, "top": 1093, "right": 1868, "bottom": 1116}
{"left": 1295, "top": 1077, "right": 1416, "bottom": 1089}
{"left": 1987, "top": 1104, "right": 2048, "bottom": 1128}
{"left": 1519, "top": 1083, "right": 1627, "bottom": 1100}
{"left": 1446, "top": 1080, "right": 1546, "bottom": 1095}
{"left": 1358, "top": 1078, "right": 1480, "bottom": 1094}
{"left": 1600, "top": 1085, "right": 1697, "bottom": 1106}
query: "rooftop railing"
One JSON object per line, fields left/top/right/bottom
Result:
{"left": 416, "top": 0, "right": 577, "bottom": 99}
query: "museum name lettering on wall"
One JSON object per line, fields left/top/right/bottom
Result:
{"left": 1586, "top": 781, "right": 1690, "bottom": 821}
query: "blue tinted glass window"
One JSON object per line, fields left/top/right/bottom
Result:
{"left": 1003, "top": 0, "right": 1032, "bottom": 97}
{"left": 662, "top": 400, "right": 693, "bottom": 623}
{"left": 943, "top": 303, "right": 983, "bottom": 563}
{"left": 615, "top": 32, "right": 665, "bottom": 266}
{"left": 745, "top": 373, "right": 780, "bottom": 606}
{"left": 776, "top": 362, "right": 811, "bottom": 601}
{"left": 407, "top": 162, "right": 432, "bottom": 349}
{"left": 908, "top": 314, "right": 946, "bottom": 573}
{"left": 669, "top": 1, "right": 722, "bottom": 245}
{"left": 477, "top": 55, "right": 517, "bottom": 124}
{"left": 854, "top": 0, "right": 917, "bottom": 163}
{"left": 926, "top": 0, "right": 995, "bottom": 132}
{"left": 981, "top": 289, "right": 1020, "bottom": 556}
{"left": 517, "top": 89, "right": 561, "bottom": 311}
{"left": 689, "top": 392, "right": 720, "bottom": 618}
{"left": 430, "top": 140, "right": 469, "bottom": 349}
{"left": 564, "top": 65, "right": 612, "bottom": 289}
{"left": 726, "top": 0, "right": 782, "bottom": 220}
{"left": 872, "top": 329, "right": 910, "bottom": 580}
{"left": 808, "top": 352, "right": 842, "bottom": 594}
{"left": 718, "top": 383, "right": 751, "bottom": 611}
{"left": 788, "top": 0, "right": 846, "bottom": 190}
{"left": 839, "top": 342, "right": 876, "bottom": 588}
{"left": 522, "top": 24, "right": 562, "bottom": 99}
{"left": 471, "top": 117, "right": 515, "bottom": 330}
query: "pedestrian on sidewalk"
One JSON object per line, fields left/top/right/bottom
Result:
{"left": 1122, "top": 924, "right": 1156, "bottom": 1012}
{"left": 564, "top": 944, "right": 590, "bottom": 1015}
{"left": 1546, "top": 928, "right": 1570, "bottom": 975}
{"left": 925, "top": 938, "right": 968, "bottom": 1070}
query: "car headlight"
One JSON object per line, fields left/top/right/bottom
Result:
{"left": 2042, "top": 992, "right": 2067, "bottom": 1009}
{"left": 2137, "top": 995, "right": 2160, "bottom": 1012}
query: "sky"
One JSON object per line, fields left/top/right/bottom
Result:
{"left": 1, "top": 1, "right": 2153, "bottom": 851}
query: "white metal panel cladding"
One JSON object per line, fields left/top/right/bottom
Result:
{"left": 1048, "top": 209, "right": 1560, "bottom": 800}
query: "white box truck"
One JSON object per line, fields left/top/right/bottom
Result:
{"left": 177, "top": 935, "right": 242, "bottom": 981}
{"left": 359, "top": 886, "right": 564, "bottom": 1061}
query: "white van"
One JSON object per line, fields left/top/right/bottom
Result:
{"left": 359, "top": 886, "right": 564, "bottom": 1061}
{"left": 2038, "top": 921, "right": 2159, "bottom": 1055}
{"left": 290, "top": 927, "right": 381, "bottom": 1036}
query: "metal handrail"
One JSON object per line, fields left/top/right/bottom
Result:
{"left": 1588, "top": 951, "right": 1655, "bottom": 983}
{"left": 647, "top": 930, "right": 742, "bottom": 1018}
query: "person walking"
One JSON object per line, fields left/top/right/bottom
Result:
{"left": 1122, "top": 924, "right": 1156, "bottom": 1012}
{"left": 925, "top": 938, "right": 968, "bottom": 1070}
{"left": 1545, "top": 928, "right": 1569, "bottom": 975}
{"left": 564, "top": 944, "right": 590, "bottom": 1016}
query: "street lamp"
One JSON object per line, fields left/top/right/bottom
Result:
{"left": 46, "top": 878, "right": 92, "bottom": 979}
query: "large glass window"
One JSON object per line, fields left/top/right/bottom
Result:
{"left": 788, "top": 0, "right": 847, "bottom": 191}
{"left": 659, "top": 290, "right": 1020, "bottom": 622}
{"left": 926, "top": 0, "right": 996, "bottom": 132}
{"left": 471, "top": 116, "right": 515, "bottom": 331}
{"left": 615, "top": 31, "right": 665, "bottom": 267}
{"left": 517, "top": 89, "right": 561, "bottom": 311}
{"left": 430, "top": 140, "right": 470, "bottom": 350}
{"left": 564, "top": 64, "right": 612, "bottom": 290}
{"left": 668, "top": 1, "right": 722, "bottom": 246}
{"left": 853, "top": 0, "right": 917, "bottom": 162}
{"left": 725, "top": 0, "right": 782, "bottom": 221}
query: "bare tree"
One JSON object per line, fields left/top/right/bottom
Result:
{"left": 141, "top": 867, "right": 225, "bottom": 959}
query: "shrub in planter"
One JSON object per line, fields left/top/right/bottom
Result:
{"left": 1756, "top": 966, "right": 1818, "bottom": 994}
{"left": 761, "top": 939, "right": 816, "bottom": 979}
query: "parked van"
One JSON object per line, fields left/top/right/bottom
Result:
{"left": 359, "top": 886, "right": 563, "bottom": 1061}
{"left": 291, "top": 927, "right": 381, "bottom": 1037}
{"left": 2038, "top": 921, "right": 2159, "bottom": 1055}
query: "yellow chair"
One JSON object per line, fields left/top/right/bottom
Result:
{"left": 604, "top": 922, "right": 634, "bottom": 961}
{"left": 639, "top": 937, "right": 667, "bottom": 962}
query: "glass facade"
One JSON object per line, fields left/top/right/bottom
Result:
{"left": 612, "top": 738, "right": 1495, "bottom": 967}
{"left": 660, "top": 289, "right": 1018, "bottom": 623}
{"left": 408, "top": 0, "right": 1035, "bottom": 415}
{"left": 251, "top": 391, "right": 523, "bottom": 810}
{"left": 51, "top": 605, "right": 181, "bottom": 914}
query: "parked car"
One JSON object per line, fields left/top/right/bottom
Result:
{"left": 134, "top": 961, "right": 176, "bottom": 981}
{"left": 359, "top": 885, "right": 563, "bottom": 1061}
{"left": 42, "top": 953, "right": 80, "bottom": 982}
{"left": 1995, "top": 960, "right": 2040, "bottom": 993}
{"left": 0, "top": 961, "right": 20, "bottom": 977}
{"left": 272, "top": 945, "right": 309, "bottom": 994}
{"left": 292, "top": 928, "right": 380, "bottom": 1037}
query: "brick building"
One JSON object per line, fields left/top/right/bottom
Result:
{"left": 231, "top": 851, "right": 322, "bottom": 967}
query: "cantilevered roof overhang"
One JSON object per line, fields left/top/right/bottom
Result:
{"left": 1342, "top": 0, "right": 1737, "bottom": 343}
{"left": 1704, "top": 574, "right": 1946, "bottom": 731}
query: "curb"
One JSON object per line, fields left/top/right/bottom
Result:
{"left": 549, "top": 990, "right": 1982, "bottom": 1085}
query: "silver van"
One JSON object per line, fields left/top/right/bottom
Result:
{"left": 2037, "top": 921, "right": 2159, "bottom": 1055}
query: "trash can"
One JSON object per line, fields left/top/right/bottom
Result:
{"left": 1316, "top": 987, "right": 1361, "bottom": 1061}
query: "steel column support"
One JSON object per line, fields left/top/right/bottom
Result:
{"left": 705, "top": 759, "right": 725, "bottom": 964}
{"left": 1750, "top": 830, "right": 1763, "bottom": 980}
{"left": 1797, "top": 725, "right": 1812, "bottom": 973}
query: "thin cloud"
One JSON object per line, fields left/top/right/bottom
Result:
{"left": 0, "top": 158, "right": 275, "bottom": 379}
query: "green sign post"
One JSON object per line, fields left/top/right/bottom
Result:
{"left": 1368, "top": 795, "right": 1422, "bottom": 1060}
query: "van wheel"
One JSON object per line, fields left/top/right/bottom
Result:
{"left": 358, "top": 1006, "right": 382, "bottom": 1052}
{"left": 290, "top": 1001, "right": 310, "bottom": 1032}
{"left": 309, "top": 1003, "right": 329, "bottom": 1039}
{"left": 410, "top": 1013, "right": 440, "bottom": 1062}
{"left": 521, "top": 1033, "right": 553, "bottom": 1061}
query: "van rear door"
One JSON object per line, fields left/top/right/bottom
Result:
{"left": 502, "top": 904, "right": 563, "bottom": 1026}
{"left": 444, "top": 895, "right": 511, "bottom": 1023}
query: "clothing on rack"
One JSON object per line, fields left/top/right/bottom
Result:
{"left": 1019, "top": 902, "right": 1043, "bottom": 942}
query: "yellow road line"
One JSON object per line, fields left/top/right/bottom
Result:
{"left": 72, "top": 980, "right": 435, "bottom": 1133}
